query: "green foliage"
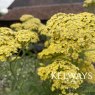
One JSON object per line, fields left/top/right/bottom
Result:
{"left": 0, "top": 57, "right": 44, "bottom": 95}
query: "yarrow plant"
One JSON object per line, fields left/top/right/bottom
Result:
{"left": 0, "top": 15, "right": 40, "bottom": 95}
{"left": 10, "top": 14, "right": 46, "bottom": 53}
{"left": 0, "top": 27, "right": 20, "bottom": 61}
{"left": 0, "top": 27, "right": 39, "bottom": 61}
{"left": 10, "top": 14, "right": 45, "bottom": 34}
{"left": 0, "top": 12, "right": 95, "bottom": 95}
{"left": 38, "top": 12, "right": 95, "bottom": 95}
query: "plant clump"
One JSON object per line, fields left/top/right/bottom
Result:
{"left": 38, "top": 59, "right": 83, "bottom": 95}
{"left": 38, "top": 12, "right": 95, "bottom": 95}
{"left": 15, "top": 30, "right": 39, "bottom": 48}
{"left": 0, "top": 27, "right": 39, "bottom": 62}
{"left": 1, "top": 13, "right": 95, "bottom": 95}
{"left": 0, "top": 27, "right": 20, "bottom": 61}
{"left": 10, "top": 14, "right": 46, "bottom": 34}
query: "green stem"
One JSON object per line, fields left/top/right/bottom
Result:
{"left": 9, "top": 61, "right": 17, "bottom": 90}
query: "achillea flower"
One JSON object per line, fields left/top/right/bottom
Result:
{"left": 15, "top": 30, "right": 39, "bottom": 46}
{"left": 11, "top": 14, "right": 46, "bottom": 34}
{"left": 10, "top": 23, "right": 22, "bottom": 31}
{"left": 38, "top": 12, "right": 95, "bottom": 94}
{"left": 0, "top": 27, "right": 20, "bottom": 61}
{"left": 20, "top": 14, "right": 34, "bottom": 22}
{"left": 38, "top": 60, "right": 83, "bottom": 94}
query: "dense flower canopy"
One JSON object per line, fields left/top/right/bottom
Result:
{"left": 15, "top": 30, "right": 39, "bottom": 46}
{"left": 0, "top": 27, "right": 20, "bottom": 61}
{"left": 38, "top": 59, "right": 83, "bottom": 94}
{"left": 0, "top": 27, "right": 39, "bottom": 61}
{"left": 10, "top": 14, "right": 45, "bottom": 33}
{"left": 0, "top": 13, "right": 95, "bottom": 95}
{"left": 39, "top": 13, "right": 95, "bottom": 62}
{"left": 38, "top": 12, "right": 95, "bottom": 94}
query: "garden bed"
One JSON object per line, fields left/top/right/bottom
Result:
{"left": 0, "top": 1, "right": 95, "bottom": 95}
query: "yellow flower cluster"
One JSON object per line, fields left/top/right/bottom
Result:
{"left": 83, "top": 0, "right": 95, "bottom": 7}
{"left": 38, "top": 12, "right": 95, "bottom": 94}
{"left": 10, "top": 14, "right": 45, "bottom": 33}
{"left": 0, "top": 27, "right": 39, "bottom": 61}
{"left": 44, "top": 12, "right": 95, "bottom": 36}
{"left": 10, "top": 23, "right": 22, "bottom": 31}
{"left": 80, "top": 59, "right": 95, "bottom": 84}
{"left": 38, "top": 59, "right": 83, "bottom": 94}
{"left": 15, "top": 30, "right": 39, "bottom": 46}
{"left": 0, "top": 27, "right": 20, "bottom": 61}
{"left": 20, "top": 15, "right": 34, "bottom": 22}
{"left": 39, "top": 12, "right": 95, "bottom": 61}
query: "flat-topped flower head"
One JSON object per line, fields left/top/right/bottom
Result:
{"left": 20, "top": 14, "right": 34, "bottom": 22}
{"left": 15, "top": 30, "right": 39, "bottom": 46}
{"left": 38, "top": 13, "right": 95, "bottom": 94}
{"left": 0, "top": 27, "right": 20, "bottom": 61}
{"left": 38, "top": 59, "right": 83, "bottom": 94}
